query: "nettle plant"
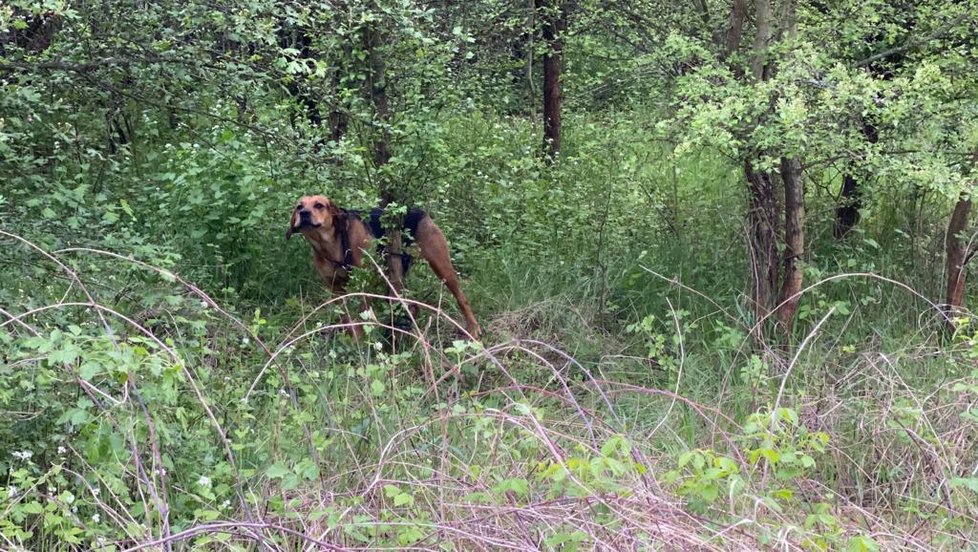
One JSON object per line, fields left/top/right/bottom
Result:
{"left": 665, "top": 407, "right": 829, "bottom": 514}
{"left": 662, "top": 407, "right": 886, "bottom": 549}
{"left": 1, "top": 327, "right": 187, "bottom": 548}
{"left": 535, "top": 434, "right": 647, "bottom": 498}
{"left": 625, "top": 312, "right": 690, "bottom": 384}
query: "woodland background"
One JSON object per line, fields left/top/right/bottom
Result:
{"left": 2, "top": 0, "right": 978, "bottom": 549}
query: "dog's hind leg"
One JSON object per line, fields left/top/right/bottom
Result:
{"left": 415, "top": 217, "right": 482, "bottom": 338}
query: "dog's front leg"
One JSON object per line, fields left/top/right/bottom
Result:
{"left": 329, "top": 282, "right": 370, "bottom": 340}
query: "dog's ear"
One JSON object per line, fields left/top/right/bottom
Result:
{"left": 327, "top": 202, "right": 346, "bottom": 228}
{"left": 285, "top": 208, "right": 299, "bottom": 240}
{"left": 332, "top": 210, "right": 348, "bottom": 232}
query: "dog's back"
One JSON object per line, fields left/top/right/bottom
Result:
{"left": 348, "top": 207, "right": 428, "bottom": 274}
{"left": 355, "top": 207, "right": 427, "bottom": 246}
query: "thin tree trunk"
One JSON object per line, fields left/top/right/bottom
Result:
{"left": 833, "top": 174, "right": 860, "bottom": 239}
{"left": 693, "top": 0, "right": 711, "bottom": 32}
{"left": 834, "top": 121, "right": 878, "bottom": 238}
{"left": 365, "top": 20, "right": 404, "bottom": 292}
{"left": 778, "top": 157, "right": 805, "bottom": 332}
{"left": 750, "top": 0, "right": 772, "bottom": 81}
{"left": 328, "top": 57, "right": 349, "bottom": 147}
{"left": 2, "top": 8, "right": 61, "bottom": 54}
{"left": 721, "top": 0, "right": 747, "bottom": 60}
{"left": 945, "top": 193, "right": 972, "bottom": 332}
{"left": 525, "top": 0, "right": 536, "bottom": 121}
{"left": 281, "top": 27, "right": 323, "bottom": 128}
{"left": 366, "top": 24, "right": 390, "bottom": 171}
{"left": 743, "top": 0, "right": 776, "bottom": 333}
{"left": 746, "top": 160, "right": 780, "bottom": 326}
{"left": 537, "top": 0, "right": 565, "bottom": 162}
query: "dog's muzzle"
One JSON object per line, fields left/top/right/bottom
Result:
{"left": 286, "top": 210, "right": 321, "bottom": 240}
{"left": 295, "top": 210, "right": 321, "bottom": 229}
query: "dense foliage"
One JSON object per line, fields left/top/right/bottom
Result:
{"left": 2, "top": 0, "right": 978, "bottom": 549}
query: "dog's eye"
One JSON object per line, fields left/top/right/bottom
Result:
{"left": 295, "top": 205, "right": 302, "bottom": 211}
{"left": 314, "top": 203, "right": 325, "bottom": 209}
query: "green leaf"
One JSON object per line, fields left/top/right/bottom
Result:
{"left": 120, "top": 198, "right": 135, "bottom": 219}
{"left": 847, "top": 535, "right": 880, "bottom": 552}
{"left": 266, "top": 462, "right": 290, "bottom": 479}
{"left": 398, "top": 525, "right": 424, "bottom": 545}
{"left": 69, "top": 408, "right": 90, "bottom": 426}
{"left": 493, "top": 478, "right": 529, "bottom": 499}
{"left": 950, "top": 477, "right": 978, "bottom": 493}
{"left": 21, "top": 502, "right": 44, "bottom": 514}
{"left": 79, "top": 361, "right": 101, "bottom": 381}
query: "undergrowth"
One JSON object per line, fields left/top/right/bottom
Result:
{"left": 1, "top": 94, "right": 975, "bottom": 552}
{"left": 3, "top": 229, "right": 978, "bottom": 551}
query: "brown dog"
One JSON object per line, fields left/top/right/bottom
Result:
{"left": 286, "top": 195, "right": 481, "bottom": 338}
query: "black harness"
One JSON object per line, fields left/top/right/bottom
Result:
{"left": 324, "top": 207, "right": 426, "bottom": 273}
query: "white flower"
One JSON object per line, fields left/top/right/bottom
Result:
{"left": 92, "top": 488, "right": 100, "bottom": 496}
{"left": 6, "top": 486, "right": 18, "bottom": 497}
{"left": 63, "top": 492, "right": 74, "bottom": 504}
{"left": 57, "top": 446, "right": 67, "bottom": 455}
{"left": 197, "top": 475, "right": 212, "bottom": 488}
{"left": 91, "top": 513, "right": 100, "bottom": 523}
{"left": 220, "top": 500, "right": 231, "bottom": 510}
{"left": 12, "top": 450, "right": 33, "bottom": 461}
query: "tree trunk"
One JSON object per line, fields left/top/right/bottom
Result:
{"left": 778, "top": 157, "right": 805, "bottom": 332}
{"left": 365, "top": 24, "right": 390, "bottom": 171}
{"left": 744, "top": 0, "right": 775, "bottom": 328}
{"left": 328, "top": 52, "right": 349, "bottom": 149}
{"left": 745, "top": 160, "right": 780, "bottom": 327}
{"left": 834, "top": 121, "right": 878, "bottom": 238}
{"left": 833, "top": 174, "right": 860, "bottom": 239}
{"left": 1, "top": 8, "right": 61, "bottom": 54}
{"left": 537, "top": 0, "right": 565, "bottom": 162}
{"left": 364, "top": 19, "right": 405, "bottom": 293}
{"left": 945, "top": 193, "right": 972, "bottom": 333}
{"left": 328, "top": 108, "right": 347, "bottom": 145}
{"left": 721, "top": 0, "right": 747, "bottom": 60}
{"left": 749, "top": 0, "right": 772, "bottom": 81}
{"left": 280, "top": 27, "right": 323, "bottom": 128}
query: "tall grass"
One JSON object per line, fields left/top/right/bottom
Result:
{"left": 3, "top": 225, "right": 978, "bottom": 550}
{"left": 4, "top": 108, "right": 978, "bottom": 550}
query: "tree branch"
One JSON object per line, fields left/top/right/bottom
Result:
{"left": 854, "top": 13, "right": 976, "bottom": 68}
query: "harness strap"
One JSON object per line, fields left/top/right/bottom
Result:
{"left": 316, "top": 210, "right": 354, "bottom": 272}
{"left": 337, "top": 209, "right": 354, "bottom": 271}
{"left": 326, "top": 208, "right": 413, "bottom": 272}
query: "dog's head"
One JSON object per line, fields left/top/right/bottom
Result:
{"left": 285, "top": 195, "right": 344, "bottom": 240}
